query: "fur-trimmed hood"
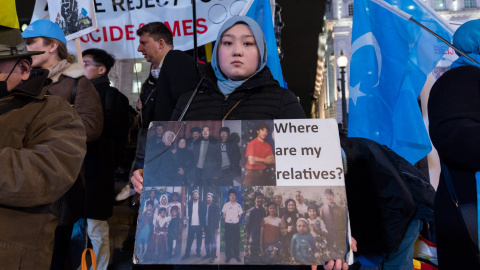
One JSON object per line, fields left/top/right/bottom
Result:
{"left": 47, "top": 59, "right": 86, "bottom": 83}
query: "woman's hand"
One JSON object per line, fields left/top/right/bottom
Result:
{"left": 322, "top": 237, "right": 357, "bottom": 270}
{"left": 131, "top": 169, "right": 144, "bottom": 194}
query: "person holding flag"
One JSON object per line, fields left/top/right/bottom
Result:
{"left": 428, "top": 19, "right": 480, "bottom": 269}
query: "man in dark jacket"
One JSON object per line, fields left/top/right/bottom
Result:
{"left": 204, "top": 192, "right": 220, "bottom": 263}
{"left": 81, "top": 48, "right": 130, "bottom": 270}
{"left": 218, "top": 127, "right": 241, "bottom": 186}
{"left": 245, "top": 192, "right": 266, "bottom": 263}
{"left": 117, "top": 21, "right": 201, "bottom": 201}
{"left": 182, "top": 190, "right": 207, "bottom": 261}
{"left": 193, "top": 126, "right": 221, "bottom": 187}
{"left": 0, "top": 26, "right": 86, "bottom": 270}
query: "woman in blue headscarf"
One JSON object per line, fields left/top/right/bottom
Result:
{"left": 170, "top": 16, "right": 305, "bottom": 121}
{"left": 133, "top": 16, "right": 350, "bottom": 270}
{"left": 428, "top": 19, "right": 480, "bottom": 269}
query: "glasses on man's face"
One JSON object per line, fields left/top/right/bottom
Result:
{"left": 83, "top": 61, "right": 99, "bottom": 67}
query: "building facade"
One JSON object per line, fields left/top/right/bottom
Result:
{"left": 315, "top": 0, "right": 480, "bottom": 123}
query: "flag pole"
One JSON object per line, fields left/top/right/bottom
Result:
{"left": 192, "top": 0, "right": 198, "bottom": 62}
{"left": 409, "top": 18, "right": 479, "bottom": 65}
{"left": 370, "top": 0, "right": 480, "bottom": 65}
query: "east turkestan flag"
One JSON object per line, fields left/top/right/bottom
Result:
{"left": 348, "top": 0, "right": 453, "bottom": 164}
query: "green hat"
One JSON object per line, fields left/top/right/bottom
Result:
{"left": 0, "top": 26, "right": 44, "bottom": 61}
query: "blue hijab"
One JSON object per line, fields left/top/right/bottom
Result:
{"left": 211, "top": 16, "right": 267, "bottom": 95}
{"left": 451, "top": 19, "right": 480, "bottom": 69}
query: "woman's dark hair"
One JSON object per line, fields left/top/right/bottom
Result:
{"left": 266, "top": 202, "right": 277, "bottom": 213}
{"left": 284, "top": 199, "right": 298, "bottom": 214}
{"left": 177, "top": 137, "right": 187, "bottom": 148}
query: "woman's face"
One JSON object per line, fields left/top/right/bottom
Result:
{"left": 287, "top": 201, "right": 296, "bottom": 212}
{"left": 268, "top": 205, "right": 277, "bottom": 216}
{"left": 274, "top": 195, "right": 282, "bottom": 206}
{"left": 24, "top": 37, "right": 54, "bottom": 69}
{"left": 178, "top": 138, "right": 186, "bottom": 149}
{"left": 161, "top": 196, "right": 167, "bottom": 205}
{"left": 218, "top": 24, "right": 259, "bottom": 81}
{"left": 149, "top": 191, "right": 155, "bottom": 199}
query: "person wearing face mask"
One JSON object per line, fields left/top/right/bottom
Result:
{"left": 21, "top": 19, "right": 104, "bottom": 270}
{"left": 116, "top": 21, "right": 201, "bottom": 201}
{"left": 0, "top": 25, "right": 86, "bottom": 270}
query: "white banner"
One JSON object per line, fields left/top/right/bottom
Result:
{"left": 33, "top": 0, "right": 248, "bottom": 59}
{"left": 46, "top": 0, "right": 98, "bottom": 40}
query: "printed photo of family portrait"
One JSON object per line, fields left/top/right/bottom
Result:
{"left": 243, "top": 186, "right": 347, "bottom": 265}
{"left": 135, "top": 186, "right": 185, "bottom": 264}
{"left": 143, "top": 120, "right": 277, "bottom": 188}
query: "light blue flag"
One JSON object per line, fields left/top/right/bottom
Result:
{"left": 349, "top": 0, "right": 453, "bottom": 164}
{"left": 246, "top": 0, "right": 286, "bottom": 88}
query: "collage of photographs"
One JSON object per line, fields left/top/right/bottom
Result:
{"left": 135, "top": 120, "right": 348, "bottom": 265}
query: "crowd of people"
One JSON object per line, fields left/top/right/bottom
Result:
{"left": 2, "top": 8, "right": 480, "bottom": 270}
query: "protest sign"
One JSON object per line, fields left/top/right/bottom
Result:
{"left": 32, "top": 0, "right": 249, "bottom": 59}
{"left": 135, "top": 119, "right": 352, "bottom": 265}
{"left": 46, "top": 0, "right": 98, "bottom": 40}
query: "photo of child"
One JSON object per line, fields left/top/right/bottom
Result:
{"left": 153, "top": 207, "right": 170, "bottom": 261}
{"left": 290, "top": 218, "right": 317, "bottom": 264}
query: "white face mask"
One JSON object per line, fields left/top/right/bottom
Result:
{"left": 151, "top": 68, "right": 160, "bottom": 79}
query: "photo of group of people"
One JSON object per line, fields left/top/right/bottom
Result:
{"left": 142, "top": 120, "right": 276, "bottom": 187}
{"left": 134, "top": 186, "right": 347, "bottom": 265}
{"left": 137, "top": 120, "right": 348, "bottom": 265}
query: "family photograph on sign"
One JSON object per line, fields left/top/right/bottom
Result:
{"left": 136, "top": 119, "right": 350, "bottom": 265}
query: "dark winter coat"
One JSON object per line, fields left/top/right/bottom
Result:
{"left": 151, "top": 50, "right": 201, "bottom": 121}
{"left": 0, "top": 69, "right": 86, "bottom": 270}
{"left": 223, "top": 139, "right": 241, "bottom": 176}
{"left": 171, "top": 64, "right": 308, "bottom": 270}
{"left": 205, "top": 203, "right": 220, "bottom": 231}
{"left": 428, "top": 65, "right": 480, "bottom": 268}
{"left": 139, "top": 74, "right": 156, "bottom": 129}
{"left": 192, "top": 137, "right": 221, "bottom": 179}
{"left": 340, "top": 137, "right": 435, "bottom": 256}
{"left": 187, "top": 199, "right": 207, "bottom": 227}
{"left": 171, "top": 64, "right": 306, "bottom": 121}
{"left": 41, "top": 62, "right": 103, "bottom": 225}
{"left": 83, "top": 76, "right": 129, "bottom": 220}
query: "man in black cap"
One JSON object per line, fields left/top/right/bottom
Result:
{"left": 0, "top": 26, "right": 86, "bottom": 269}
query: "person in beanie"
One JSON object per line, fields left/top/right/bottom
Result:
{"left": 0, "top": 25, "right": 86, "bottom": 269}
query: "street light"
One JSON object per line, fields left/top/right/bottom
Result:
{"left": 337, "top": 50, "right": 348, "bottom": 130}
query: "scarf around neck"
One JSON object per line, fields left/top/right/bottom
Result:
{"left": 211, "top": 16, "right": 267, "bottom": 95}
